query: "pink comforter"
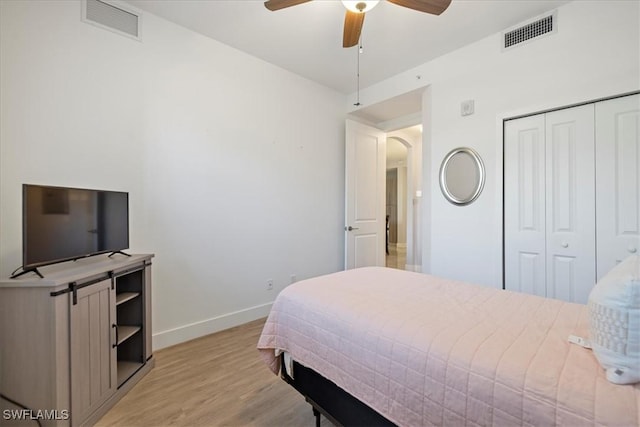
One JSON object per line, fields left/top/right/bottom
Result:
{"left": 257, "top": 267, "right": 639, "bottom": 426}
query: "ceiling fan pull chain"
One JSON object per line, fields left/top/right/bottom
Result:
{"left": 354, "top": 39, "right": 361, "bottom": 106}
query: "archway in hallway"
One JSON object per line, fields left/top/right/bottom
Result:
{"left": 386, "top": 130, "right": 420, "bottom": 271}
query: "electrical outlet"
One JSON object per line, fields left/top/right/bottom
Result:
{"left": 267, "top": 279, "right": 273, "bottom": 290}
{"left": 290, "top": 274, "right": 297, "bottom": 284}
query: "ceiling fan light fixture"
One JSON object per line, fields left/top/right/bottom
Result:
{"left": 341, "top": 0, "right": 380, "bottom": 13}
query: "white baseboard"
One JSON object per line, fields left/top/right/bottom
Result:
{"left": 404, "top": 264, "right": 422, "bottom": 272}
{"left": 152, "top": 302, "right": 273, "bottom": 351}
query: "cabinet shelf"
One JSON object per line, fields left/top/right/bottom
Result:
{"left": 116, "top": 292, "right": 140, "bottom": 305}
{"left": 117, "top": 325, "right": 141, "bottom": 345}
{"left": 117, "top": 360, "right": 144, "bottom": 386}
{"left": 114, "top": 266, "right": 148, "bottom": 395}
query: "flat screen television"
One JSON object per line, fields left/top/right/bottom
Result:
{"left": 14, "top": 184, "right": 129, "bottom": 278}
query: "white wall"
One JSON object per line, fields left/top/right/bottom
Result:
{"left": 0, "top": 1, "right": 346, "bottom": 348}
{"left": 350, "top": 0, "right": 640, "bottom": 287}
{"left": 396, "top": 166, "right": 407, "bottom": 246}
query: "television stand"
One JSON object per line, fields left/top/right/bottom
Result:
{"left": 0, "top": 253, "right": 154, "bottom": 426}
{"left": 9, "top": 266, "right": 43, "bottom": 279}
{"left": 109, "top": 250, "right": 131, "bottom": 258}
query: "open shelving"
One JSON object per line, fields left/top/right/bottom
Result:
{"left": 114, "top": 267, "right": 146, "bottom": 387}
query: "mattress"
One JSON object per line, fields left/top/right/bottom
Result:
{"left": 257, "top": 267, "right": 640, "bottom": 426}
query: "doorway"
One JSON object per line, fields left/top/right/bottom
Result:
{"left": 345, "top": 87, "right": 426, "bottom": 272}
{"left": 386, "top": 138, "right": 408, "bottom": 269}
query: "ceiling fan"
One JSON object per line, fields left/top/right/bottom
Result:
{"left": 264, "top": 0, "right": 452, "bottom": 48}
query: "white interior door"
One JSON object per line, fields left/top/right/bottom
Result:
{"left": 596, "top": 94, "right": 640, "bottom": 279}
{"left": 345, "top": 119, "right": 386, "bottom": 269}
{"left": 504, "top": 114, "right": 547, "bottom": 297}
{"left": 545, "top": 105, "right": 595, "bottom": 304}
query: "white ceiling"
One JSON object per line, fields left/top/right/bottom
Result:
{"left": 126, "top": 0, "right": 570, "bottom": 122}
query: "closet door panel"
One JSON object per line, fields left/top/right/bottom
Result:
{"left": 596, "top": 94, "right": 640, "bottom": 279}
{"left": 545, "top": 105, "right": 596, "bottom": 303}
{"left": 504, "top": 114, "right": 546, "bottom": 296}
{"left": 550, "top": 255, "right": 579, "bottom": 302}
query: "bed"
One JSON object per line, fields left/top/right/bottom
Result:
{"left": 257, "top": 266, "right": 640, "bottom": 426}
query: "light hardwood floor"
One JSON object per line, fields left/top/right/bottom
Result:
{"left": 385, "top": 244, "right": 406, "bottom": 270}
{"left": 96, "top": 318, "right": 327, "bottom": 427}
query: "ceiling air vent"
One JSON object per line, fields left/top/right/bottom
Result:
{"left": 503, "top": 11, "right": 556, "bottom": 50}
{"left": 82, "top": 0, "right": 141, "bottom": 40}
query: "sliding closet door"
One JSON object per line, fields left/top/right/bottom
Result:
{"left": 595, "top": 94, "right": 640, "bottom": 279}
{"left": 544, "top": 105, "right": 595, "bottom": 303}
{"left": 504, "top": 114, "right": 546, "bottom": 297}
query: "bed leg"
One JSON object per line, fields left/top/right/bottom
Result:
{"left": 312, "top": 406, "right": 321, "bottom": 427}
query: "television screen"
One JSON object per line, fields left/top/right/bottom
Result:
{"left": 23, "top": 184, "right": 129, "bottom": 269}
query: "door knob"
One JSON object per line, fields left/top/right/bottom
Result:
{"left": 629, "top": 247, "right": 638, "bottom": 254}
{"left": 561, "top": 242, "right": 569, "bottom": 248}
{"left": 345, "top": 226, "right": 359, "bottom": 231}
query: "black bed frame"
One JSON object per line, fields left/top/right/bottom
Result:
{"left": 281, "top": 358, "right": 396, "bottom": 427}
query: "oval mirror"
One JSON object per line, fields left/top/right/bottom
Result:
{"left": 439, "top": 147, "right": 485, "bottom": 206}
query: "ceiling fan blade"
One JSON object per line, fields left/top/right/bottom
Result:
{"left": 387, "top": 0, "right": 452, "bottom": 15}
{"left": 264, "top": 0, "right": 311, "bottom": 11}
{"left": 343, "top": 10, "right": 365, "bottom": 48}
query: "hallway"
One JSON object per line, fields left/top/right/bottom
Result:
{"left": 385, "top": 243, "right": 406, "bottom": 270}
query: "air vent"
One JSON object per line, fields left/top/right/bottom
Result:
{"left": 82, "top": 0, "right": 141, "bottom": 40}
{"left": 503, "top": 11, "right": 556, "bottom": 50}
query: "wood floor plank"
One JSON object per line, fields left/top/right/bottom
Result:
{"left": 96, "top": 318, "right": 329, "bottom": 426}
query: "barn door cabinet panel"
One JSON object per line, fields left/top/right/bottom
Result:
{"left": 0, "top": 254, "right": 154, "bottom": 427}
{"left": 70, "top": 278, "right": 117, "bottom": 425}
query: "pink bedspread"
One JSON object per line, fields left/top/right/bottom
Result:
{"left": 257, "top": 267, "right": 640, "bottom": 426}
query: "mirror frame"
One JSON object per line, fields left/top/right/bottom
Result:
{"left": 439, "top": 147, "right": 485, "bottom": 206}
